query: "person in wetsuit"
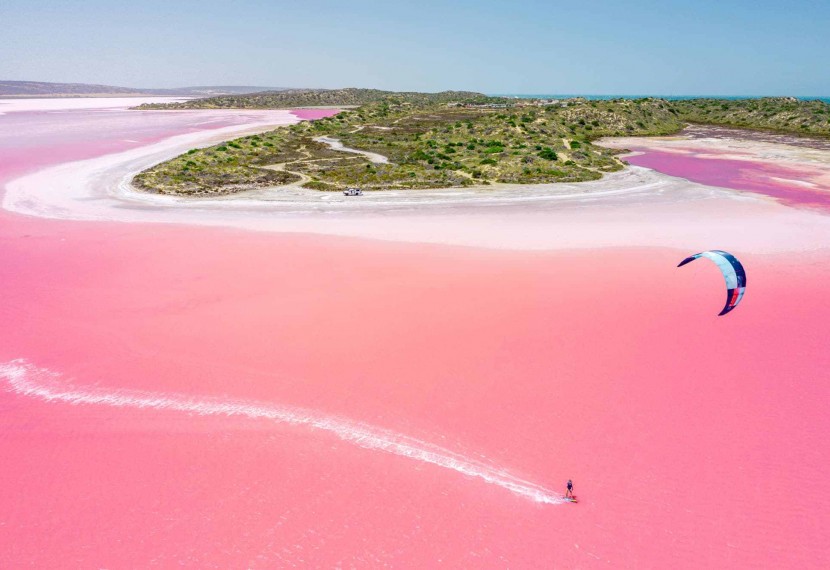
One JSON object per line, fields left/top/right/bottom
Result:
{"left": 566, "top": 479, "right": 574, "bottom": 499}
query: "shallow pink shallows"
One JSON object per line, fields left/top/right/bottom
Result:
{"left": 0, "top": 108, "right": 828, "bottom": 568}
{"left": 0, "top": 107, "right": 283, "bottom": 183}
{"left": 290, "top": 108, "right": 341, "bottom": 120}
{"left": 626, "top": 146, "right": 830, "bottom": 210}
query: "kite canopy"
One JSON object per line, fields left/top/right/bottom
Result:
{"left": 677, "top": 250, "right": 746, "bottom": 316}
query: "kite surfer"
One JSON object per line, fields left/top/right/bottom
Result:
{"left": 566, "top": 479, "right": 574, "bottom": 499}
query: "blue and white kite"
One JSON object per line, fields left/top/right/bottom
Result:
{"left": 677, "top": 250, "right": 746, "bottom": 316}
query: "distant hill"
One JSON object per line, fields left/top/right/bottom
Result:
{"left": 0, "top": 81, "right": 286, "bottom": 98}
{"left": 135, "top": 88, "right": 493, "bottom": 109}
{"left": 672, "top": 97, "right": 830, "bottom": 137}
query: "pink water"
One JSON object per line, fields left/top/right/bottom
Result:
{"left": 290, "top": 108, "right": 341, "bottom": 120}
{"left": 0, "top": 106, "right": 314, "bottom": 183}
{"left": 625, "top": 147, "right": 830, "bottom": 210}
{"left": 0, "top": 105, "right": 828, "bottom": 567}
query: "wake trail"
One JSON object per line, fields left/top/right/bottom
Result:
{"left": 0, "top": 359, "right": 565, "bottom": 505}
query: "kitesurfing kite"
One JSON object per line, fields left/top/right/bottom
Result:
{"left": 677, "top": 250, "right": 746, "bottom": 316}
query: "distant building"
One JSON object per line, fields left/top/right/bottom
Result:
{"left": 460, "top": 102, "right": 508, "bottom": 109}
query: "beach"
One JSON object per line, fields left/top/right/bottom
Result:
{"left": 1, "top": 99, "right": 828, "bottom": 568}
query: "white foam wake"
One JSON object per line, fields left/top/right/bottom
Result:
{"left": 0, "top": 359, "right": 564, "bottom": 505}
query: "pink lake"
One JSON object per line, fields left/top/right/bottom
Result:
{"left": 623, "top": 142, "right": 830, "bottom": 210}
{"left": 0, "top": 102, "right": 828, "bottom": 568}
{"left": 290, "top": 108, "right": 341, "bottom": 120}
{"left": 0, "top": 105, "right": 336, "bottom": 183}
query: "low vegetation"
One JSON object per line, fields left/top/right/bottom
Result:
{"left": 134, "top": 96, "right": 683, "bottom": 195}
{"left": 135, "top": 88, "right": 493, "bottom": 110}
{"left": 134, "top": 90, "right": 830, "bottom": 196}
{"left": 672, "top": 97, "right": 830, "bottom": 136}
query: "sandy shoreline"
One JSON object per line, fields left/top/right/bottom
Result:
{"left": 5, "top": 118, "right": 830, "bottom": 253}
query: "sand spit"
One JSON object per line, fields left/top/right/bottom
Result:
{"left": 5, "top": 119, "right": 830, "bottom": 253}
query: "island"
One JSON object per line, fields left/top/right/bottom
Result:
{"left": 132, "top": 89, "right": 830, "bottom": 196}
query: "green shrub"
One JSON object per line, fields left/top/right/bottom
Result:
{"left": 538, "top": 148, "right": 558, "bottom": 160}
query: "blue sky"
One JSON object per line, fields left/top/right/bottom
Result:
{"left": 1, "top": 0, "right": 828, "bottom": 95}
